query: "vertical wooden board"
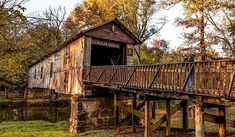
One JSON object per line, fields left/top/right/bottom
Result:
{"left": 145, "top": 100, "right": 150, "bottom": 137}
{"left": 195, "top": 101, "right": 204, "bottom": 137}
{"left": 132, "top": 94, "right": 137, "bottom": 133}
{"left": 182, "top": 100, "right": 188, "bottom": 132}
{"left": 218, "top": 106, "right": 226, "bottom": 137}
{"left": 83, "top": 37, "right": 92, "bottom": 68}
{"left": 166, "top": 100, "right": 171, "bottom": 136}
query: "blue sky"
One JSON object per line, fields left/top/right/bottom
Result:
{"left": 23, "top": 0, "right": 184, "bottom": 49}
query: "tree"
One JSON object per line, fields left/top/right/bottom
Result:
{"left": 0, "top": 3, "right": 66, "bottom": 90}
{"left": 0, "top": 0, "right": 28, "bottom": 88}
{"left": 133, "top": 39, "right": 169, "bottom": 64}
{"left": 64, "top": 0, "right": 167, "bottom": 63}
{"left": 159, "top": 0, "right": 234, "bottom": 60}
{"left": 202, "top": 1, "right": 234, "bottom": 58}
{"left": 161, "top": 46, "right": 219, "bottom": 63}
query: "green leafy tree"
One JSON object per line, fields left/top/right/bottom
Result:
{"left": 133, "top": 39, "right": 169, "bottom": 64}
{"left": 159, "top": 0, "right": 234, "bottom": 60}
{"left": 0, "top": 0, "right": 28, "bottom": 88}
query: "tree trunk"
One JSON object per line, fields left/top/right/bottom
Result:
{"left": 200, "top": 0, "right": 206, "bottom": 61}
{"left": 4, "top": 89, "right": 8, "bottom": 99}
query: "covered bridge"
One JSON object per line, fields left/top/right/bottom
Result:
{"left": 28, "top": 18, "right": 141, "bottom": 94}
{"left": 27, "top": 18, "right": 235, "bottom": 137}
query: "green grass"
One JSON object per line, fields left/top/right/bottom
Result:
{"left": 0, "top": 121, "right": 114, "bottom": 137}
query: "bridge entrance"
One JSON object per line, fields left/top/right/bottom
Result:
{"left": 90, "top": 41, "right": 126, "bottom": 66}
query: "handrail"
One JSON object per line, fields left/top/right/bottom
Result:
{"left": 83, "top": 60, "right": 235, "bottom": 100}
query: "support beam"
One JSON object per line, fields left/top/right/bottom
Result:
{"left": 195, "top": 101, "right": 204, "bottom": 137}
{"left": 152, "top": 101, "right": 156, "bottom": 119}
{"left": 118, "top": 102, "right": 145, "bottom": 126}
{"left": 114, "top": 93, "right": 119, "bottom": 133}
{"left": 116, "top": 101, "right": 145, "bottom": 118}
{"left": 145, "top": 100, "right": 150, "bottom": 137}
{"left": 132, "top": 94, "right": 137, "bottom": 133}
{"left": 182, "top": 100, "right": 188, "bottom": 132}
{"left": 150, "top": 101, "right": 182, "bottom": 132}
{"left": 218, "top": 106, "right": 226, "bottom": 137}
{"left": 69, "top": 95, "right": 79, "bottom": 135}
{"left": 166, "top": 100, "right": 171, "bottom": 137}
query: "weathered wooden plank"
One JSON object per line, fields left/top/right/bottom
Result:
{"left": 218, "top": 106, "right": 226, "bottom": 137}
{"left": 114, "top": 93, "right": 119, "bottom": 132}
{"left": 166, "top": 100, "right": 171, "bottom": 136}
{"left": 195, "top": 101, "right": 204, "bottom": 137}
{"left": 125, "top": 67, "right": 137, "bottom": 86}
{"left": 116, "top": 101, "right": 145, "bottom": 118}
{"left": 118, "top": 101, "right": 145, "bottom": 126}
{"left": 96, "top": 69, "right": 105, "bottom": 82}
{"left": 145, "top": 100, "right": 150, "bottom": 137}
{"left": 148, "top": 66, "right": 161, "bottom": 88}
{"left": 182, "top": 100, "right": 188, "bottom": 132}
{"left": 132, "top": 94, "right": 137, "bottom": 133}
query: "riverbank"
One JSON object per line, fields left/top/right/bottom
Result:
{"left": 0, "top": 121, "right": 114, "bottom": 137}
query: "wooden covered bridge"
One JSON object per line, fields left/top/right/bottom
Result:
{"left": 27, "top": 19, "right": 235, "bottom": 137}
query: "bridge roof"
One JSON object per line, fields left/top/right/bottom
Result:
{"left": 29, "top": 18, "right": 142, "bottom": 68}
{"left": 65, "top": 18, "right": 142, "bottom": 46}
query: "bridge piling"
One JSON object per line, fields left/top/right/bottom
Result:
{"left": 132, "top": 94, "right": 137, "bottom": 133}
{"left": 182, "top": 100, "right": 189, "bottom": 132}
{"left": 144, "top": 99, "right": 150, "bottom": 137}
{"left": 114, "top": 93, "right": 120, "bottom": 133}
{"left": 218, "top": 106, "right": 226, "bottom": 137}
{"left": 151, "top": 101, "right": 156, "bottom": 119}
{"left": 166, "top": 100, "right": 171, "bottom": 137}
{"left": 195, "top": 101, "right": 204, "bottom": 137}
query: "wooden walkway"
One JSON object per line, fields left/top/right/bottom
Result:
{"left": 83, "top": 60, "right": 235, "bottom": 137}
{"left": 84, "top": 60, "right": 235, "bottom": 100}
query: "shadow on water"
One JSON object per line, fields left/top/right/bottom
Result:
{"left": 0, "top": 106, "right": 71, "bottom": 123}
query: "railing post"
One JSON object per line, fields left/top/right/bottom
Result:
{"left": 148, "top": 66, "right": 161, "bottom": 88}
{"left": 125, "top": 67, "right": 137, "bottom": 86}
{"left": 226, "top": 70, "right": 235, "bottom": 99}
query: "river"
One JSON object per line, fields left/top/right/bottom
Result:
{"left": 0, "top": 106, "right": 70, "bottom": 123}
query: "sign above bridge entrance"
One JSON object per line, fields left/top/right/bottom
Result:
{"left": 92, "top": 39, "right": 120, "bottom": 49}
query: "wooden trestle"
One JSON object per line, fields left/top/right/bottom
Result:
{"left": 83, "top": 60, "right": 235, "bottom": 137}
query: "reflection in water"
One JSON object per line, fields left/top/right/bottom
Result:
{"left": 0, "top": 106, "right": 70, "bottom": 123}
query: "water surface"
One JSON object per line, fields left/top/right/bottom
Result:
{"left": 0, "top": 106, "right": 70, "bottom": 123}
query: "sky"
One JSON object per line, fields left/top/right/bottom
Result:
{"left": 23, "top": 0, "right": 184, "bottom": 49}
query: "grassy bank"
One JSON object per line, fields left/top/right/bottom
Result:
{"left": 0, "top": 121, "right": 114, "bottom": 137}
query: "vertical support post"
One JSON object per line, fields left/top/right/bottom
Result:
{"left": 70, "top": 94, "right": 79, "bottom": 135}
{"left": 195, "top": 101, "right": 204, "bottom": 137}
{"left": 152, "top": 100, "right": 156, "bottom": 119}
{"left": 182, "top": 100, "right": 188, "bottom": 132}
{"left": 218, "top": 106, "right": 226, "bottom": 137}
{"left": 166, "top": 100, "right": 171, "bottom": 137}
{"left": 132, "top": 94, "right": 137, "bottom": 133}
{"left": 114, "top": 93, "right": 119, "bottom": 133}
{"left": 145, "top": 99, "right": 150, "bottom": 137}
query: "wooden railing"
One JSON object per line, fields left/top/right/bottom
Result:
{"left": 83, "top": 60, "right": 235, "bottom": 99}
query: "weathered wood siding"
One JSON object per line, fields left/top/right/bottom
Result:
{"left": 28, "top": 37, "right": 86, "bottom": 94}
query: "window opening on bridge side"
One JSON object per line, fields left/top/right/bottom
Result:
{"left": 34, "top": 69, "right": 36, "bottom": 79}
{"left": 50, "top": 62, "right": 53, "bottom": 77}
{"left": 40, "top": 66, "right": 43, "bottom": 79}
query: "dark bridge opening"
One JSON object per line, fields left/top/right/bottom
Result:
{"left": 90, "top": 42, "right": 126, "bottom": 66}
